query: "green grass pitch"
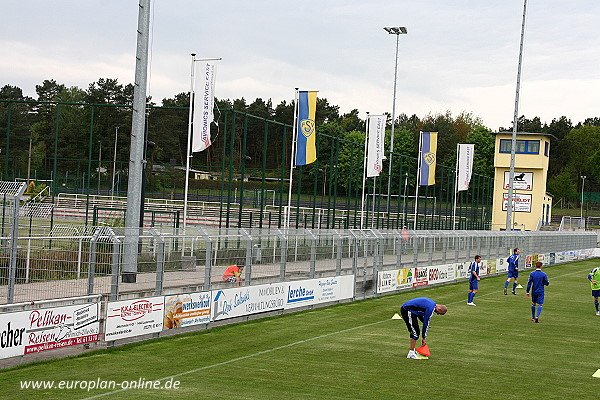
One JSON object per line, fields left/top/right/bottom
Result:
{"left": 1, "top": 259, "right": 598, "bottom": 400}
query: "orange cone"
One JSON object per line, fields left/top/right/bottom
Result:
{"left": 416, "top": 345, "right": 431, "bottom": 357}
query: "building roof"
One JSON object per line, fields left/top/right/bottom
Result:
{"left": 494, "top": 131, "right": 558, "bottom": 141}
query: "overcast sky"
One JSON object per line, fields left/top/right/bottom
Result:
{"left": 2, "top": 0, "right": 599, "bottom": 131}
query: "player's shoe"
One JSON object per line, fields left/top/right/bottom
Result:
{"left": 512, "top": 291, "right": 517, "bottom": 295}
{"left": 407, "top": 351, "right": 423, "bottom": 359}
{"left": 467, "top": 302, "right": 476, "bottom": 306}
{"left": 534, "top": 318, "right": 539, "bottom": 323}
{"left": 503, "top": 288, "right": 507, "bottom": 295}
{"left": 596, "top": 311, "right": 599, "bottom": 316}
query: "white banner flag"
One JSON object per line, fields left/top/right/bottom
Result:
{"left": 192, "top": 61, "right": 217, "bottom": 153}
{"left": 456, "top": 144, "right": 474, "bottom": 191}
{"left": 366, "top": 115, "right": 385, "bottom": 177}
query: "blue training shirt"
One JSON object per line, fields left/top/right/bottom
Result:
{"left": 401, "top": 297, "right": 436, "bottom": 338}
{"left": 470, "top": 261, "right": 480, "bottom": 282}
{"left": 507, "top": 253, "right": 519, "bottom": 273}
{"left": 526, "top": 269, "right": 549, "bottom": 293}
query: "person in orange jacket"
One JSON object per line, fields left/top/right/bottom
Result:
{"left": 222, "top": 264, "right": 244, "bottom": 286}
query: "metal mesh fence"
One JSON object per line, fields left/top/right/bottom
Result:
{"left": 0, "top": 225, "right": 596, "bottom": 304}
{"left": 1, "top": 99, "right": 493, "bottom": 230}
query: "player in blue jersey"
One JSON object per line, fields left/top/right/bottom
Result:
{"left": 526, "top": 261, "right": 549, "bottom": 323}
{"left": 504, "top": 248, "right": 520, "bottom": 295}
{"left": 400, "top": 297, "right": 447, "bottom": 359}
{"left": 467, "top": 255, "right": 481, "bottom": 306}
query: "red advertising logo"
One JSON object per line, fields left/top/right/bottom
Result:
{"left": 413, "top": 267, "right": 429, "bottom": 287}
{"left": 117, "top": 300, "right": 155, "bottom": 321}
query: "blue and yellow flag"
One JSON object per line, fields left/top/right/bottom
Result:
{"left": 295, "top": 91, "right": 318, "bottom": 165}
{"left": 419, "top": 131, "right": 437, "bottom": 186}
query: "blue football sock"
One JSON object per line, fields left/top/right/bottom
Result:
{"left": 531, "top": 305, "right": 536, "bottom": 319}
{"left": 537, "top": 305, "right": 543, "bottom": 318}
{"left": 504, "top": 281, "right": 509, "bottom": 289}
{"left": 595, "top": 301, "right": 598, "bottom": 311}
{"left": 472, "top": 293, "right": 476, "bottom": 302}
{"left": 512, "top": 282, "right": 517, "bottom": 291}
{"left": 468, "top": 292, "right": 473, "bottom": 302}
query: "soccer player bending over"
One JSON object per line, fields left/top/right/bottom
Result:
{"left": 587, "top": 266, "right": 600, "bottom": 316}
{"left": 526, "top": 261, "right": 549, "bottom": 323}
{"left": 504, "top": 248, "right": 520, "bottom": 295}
{"left": 400, "top": 297, "right": 447, "bottom": 359}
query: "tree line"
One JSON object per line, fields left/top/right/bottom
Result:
{"left": 0, "top": 78, "right": 598, "bottom": 205}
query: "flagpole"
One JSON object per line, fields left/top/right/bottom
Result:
{"left": 183, "top": 53, "right": 197, "bottom": 232}
{"left": 413, "top": 131, "right": 423, "bottom": 230}
{"left": 183, "top": 56, "right": 222, "bottom": 232}
{"left": 371, "top": 176, "right": 377, "bottom": 228}
{"left": 285, "top": 88, "right": 300, "bottom": 230}
{"left": 360, "top": 113, "right": 369, "bottom": 229}
{"left": 452, "top": 144, "right": 459, "bottom": 230}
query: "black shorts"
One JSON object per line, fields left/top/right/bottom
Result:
{"left": 401, "top": 306, "right": 423, "bottom": 340}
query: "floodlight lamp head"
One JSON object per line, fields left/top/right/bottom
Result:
{"left": 384, "top": 26, "right": 407, "bottom": 35}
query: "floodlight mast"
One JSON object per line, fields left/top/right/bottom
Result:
{"left": 383, "top": 26, "right": 407, "bottom": 215}
{"left": 123, "top": 0, "right": 151, "bottom": 284}
{"left": 506, "top": 0, "right": 528, "bottom": 231}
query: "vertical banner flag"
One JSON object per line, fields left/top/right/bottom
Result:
{"left": 456, "top": 144, "right": 474, "bottom": 191}
{"left": 366, "top": 115, "right": 385, "bottom": 177}
{"left": 295, "top": 91, "right": 318, "bottom": 165}
{"left": 192, "top": 61, "right": 217, "bottom": 153}
{"left": 419, "top": 131, "right": 438, "bottom": 185}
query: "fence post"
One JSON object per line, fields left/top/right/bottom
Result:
{"left": 195, "top": 227, "right": 213, "bottom": 290}
{"left": 348, "top": 230, "right": 360, "bottom": 298}
{"left": 307, "top": 229, "right": 317, "bottom": 278}
{"left": 103, "top": 228, "right": 121, "bottom": 301}
{"left": 442, "top": 233, "right": 448, "bottom": 264}
{"left": 372, "top": 230, "right": 384, "bottom": 297}
{"left": 110, "top": 239, "right": 121, "bottom": 301}
{"left": 277, "top": 229, "right": 287, "bottom": 281}
{"left": 350, "top": 231, "right": 358, "bottom": 277}
{"left": 88, "top": 231, "right": 99, "bottom": 296}
{"left": 395, "top": 230, "right": 401, "bottom": 268}
{"left": 334, "top": 230, "right": 342, "bottom": 275}
{"left": 240, "top": 228, "right": 253, "bottom": 285}
{"left": 150, "top": 228, "right": 165, "bottom": 296}
{"left": 412, "top": 234, "right": 419, "bottom": 267}
{"left": 427, "top": 233, "right": 433, "bottom": 266}
{"left": 7, "top": 183, "right": 26, "bottom": 303}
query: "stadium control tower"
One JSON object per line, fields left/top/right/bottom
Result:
{"left": 491, "top": 132, "right": 555, "bottom": 231}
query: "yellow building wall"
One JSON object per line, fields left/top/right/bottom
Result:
{"left": 491, "top": 133, "right": 552, "bottom": 231}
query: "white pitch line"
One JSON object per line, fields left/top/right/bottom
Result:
{"left": 80, "top": 266, "right": 592, "bottom": 399}
{"left": 79, "top": 319, "right": 388, "bottom": 400}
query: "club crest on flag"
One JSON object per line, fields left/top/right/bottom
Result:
{"left": 301, "top": 119, "right": 315, "bottom": 138}
{"left": 294, "top": 90, "right": 318, "bottom": 166}
{"left": 424, "top": 152, "right": 436, "bottom": 166}
{"left": 418, "top": 131, "right": 438, "bottom": 186}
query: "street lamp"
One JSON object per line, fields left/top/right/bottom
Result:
{"left": 580, "top": 175, "right": 586, "bottom": 220}
{"left": 383, "top": 26, "right": 407, "bottom": 214}
{"left": 319, "top": 168, "right": 327, "bottom": 198}
{"left": 27, "top": 130, "right": 33, "bottom": 185}
{"left": 97, "top": 140, "right": 102, "bottom": 194}
{"left": 111, "top": 126, "right": 119, "bottom": 198}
